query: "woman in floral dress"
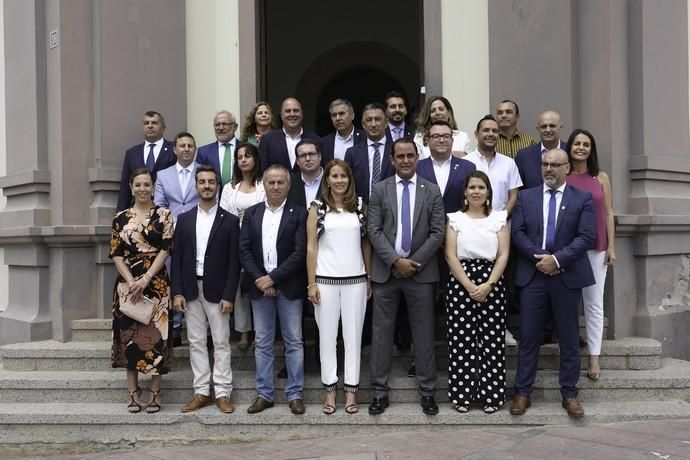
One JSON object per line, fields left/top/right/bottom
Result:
{"left": 110, "top": 167, "right": 174, "bottom": 413}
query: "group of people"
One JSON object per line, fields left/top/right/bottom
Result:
{"left": 110, "top": 92, "right": 615, "bottom": 419}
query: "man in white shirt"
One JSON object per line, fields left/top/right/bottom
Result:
{"left": 287, "top": 139, "right": 324, "bottom": 208}
{"left": 196, "top": 111, "right": 239, "bottom": 187}
{"left": 321, "top": 98, "right": 365, "bottom": 162}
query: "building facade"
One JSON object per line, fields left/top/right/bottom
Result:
{"left": 1, "top": 0, "right": 690, "bottom": 358}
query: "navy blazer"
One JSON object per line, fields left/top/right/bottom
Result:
{"left": 515, "top": 140, "right": 568, "bottom": 189}
{"left": 511, "top": 184, "right": 595, "bottom": 289}
{"left": 286, "top": 171, "right": 313, "bottom": 209}
{"left": 344, "top": 140, "right": 395, "bottom": 204}
{"left": 416, "top": 156, "right": 476, "bottom": 213}
{"left": 258, "top": 129, "right": 322, "bottom": 172}
{"left": 385, "top": 124, "right": 414, "bottom": 142}
{"left": 170, "top": 207, "right": 241, "bottom": 304}
{"left": 238, "top": 201, "right": 307, "bottom": 300}
{"left": 196, "top": 137, "right": 238, "bottom": 176}
{"left": 320, "top": 128, "right": 366, "bottom": 164}
{"left": 117, "top": 140, "right": 176, "bottom": 211}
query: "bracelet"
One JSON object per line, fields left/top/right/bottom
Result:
{"left": 142, "top": 273, "right": 153, "bottom": 282}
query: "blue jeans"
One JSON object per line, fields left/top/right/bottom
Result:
{"left": 252, "top": 290, "right": 304, "bottom": 402}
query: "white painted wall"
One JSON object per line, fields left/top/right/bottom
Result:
{"left": 0, "top": 0, "right": 8, "bottom": 312}
{"left": 186, "top": 0, "right": 241, "bottom": 146}
{"left": 441, "top": 0, "right": 490, "bottom": 150}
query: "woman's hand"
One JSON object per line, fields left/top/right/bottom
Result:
{"left": 366, "top": 279, "right": 372, "bottom": 300}
{"left": 605, "top": 248, "right": 616, "bottom": 265}
{"left": 308, "top": 285, "right": 320, "bottom": 305}
{"left": 469, "top": 282, "right": 492, "bottom": 303}
{"left": 128, "top": 276, "right": 148, "bottom": 303}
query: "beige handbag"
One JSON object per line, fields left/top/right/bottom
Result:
{"left": 117, "top": 281, "right": 155, "bottom": 325}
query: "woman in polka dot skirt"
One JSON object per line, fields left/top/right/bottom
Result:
{"left": 444, "top": 171, "right": 510, "bottom": 413}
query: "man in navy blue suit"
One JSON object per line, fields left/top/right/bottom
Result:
{"left": 344, "top": 103, "right": 395, "bottom": 204}
{"left": 117, "top": 111, "right": 176, "bottom": 211}
{"left": 509, "top": 148, "right": 595, "bottom": 418}
{"left": 196, "top": 111, "right": 239, "bottom": 187}
{"left": 384, "top": 91, "right": 414, "bottom": 142}
{"left": 321, "top": 98, "right": 365, "bottom": 163}
{"left": 258, "top": 98, "right": 321, "bottom": 173}
{"left": 170, "top": 165, "right": 241, "bottom": 414}
{"left": 515, "top": 110, "right": 568, "bottom": 189}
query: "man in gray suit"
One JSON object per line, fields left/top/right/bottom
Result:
{"left": 154, "top": 132, "right": 200, "bottom": 225}
{"left": 367, "top": 138, "right": 445, "bottom": 416}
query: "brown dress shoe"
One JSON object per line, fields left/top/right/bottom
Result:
{"left": 181, "top": 394, "right": 213, "bottom": 412}
{"left": 509, "top": 395, "right": 531, "bottom": 415}
{"left": 247, "top": 396, "right": 274, "bottom": 414}
{"left": 289, "top": 398, "right": 305, "bottom": 415}
{"left": 562, "top": 398, "right": 585, "bottom": 418}
{"left": 216, "top": 395, "right": 235, "bottom": 414}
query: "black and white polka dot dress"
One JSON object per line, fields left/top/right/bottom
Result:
{"left": 445, "top": 210, "right": 508, "bottom": 408}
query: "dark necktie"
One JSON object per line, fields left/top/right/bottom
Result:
{"left": 146, "top": 144, "right": 155, "bottom": 172}
{"left": 371, "top": 142, "right": 382, "bottom": 188}
{"left": 401, "top": 180, "right": 411, "bottom": 253}
{"left": 545, "top": 189, "right": 558, "bottom": 252}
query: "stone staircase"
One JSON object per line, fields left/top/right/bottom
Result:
{"left": 2, "top": 318, "right": 690, "bottom": 457}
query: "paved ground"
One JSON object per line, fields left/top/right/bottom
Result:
{"left": 15, "top": 419, "right": 690, "bottom": 460}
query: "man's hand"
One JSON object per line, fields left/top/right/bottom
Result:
{"left": 535, "top": 254, "right": 559, "bottom": 276}
{"left": 255, "top": 275, "right": 274, "bottom": 291}
{"left": 173, "top": 295, "right": 187, "bottom": 312}
{"left": 262, "top": 286, "right": 277, "bottom": 297}
{"left": 219, "top": 299, "right": 233, "bottom": 314}
{"left": 393, "top": 258, "right": 420, "bottom": 279}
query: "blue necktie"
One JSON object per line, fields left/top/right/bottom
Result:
{"left": 545, "top": 189, "right": 557, "bottom": 252}
{"left": 371, "top": 142, "right": 382, "bottom": 188}
{"left": 146, "top": 144, "right": 155, "bottom": 172}
{"left": 401, "top": 180, "right": 411, "bottom": 253}
{"left": 393, "top": 127, "right": 402, "bottom": 141}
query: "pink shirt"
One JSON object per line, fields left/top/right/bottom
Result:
{"left": 566, "top": 172, "right": 608, "bottom": 251}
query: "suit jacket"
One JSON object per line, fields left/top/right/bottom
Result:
{"left": 515, "top": 140, "right": 568, "bottom": 189}
{"left": 416, "top": 156, "right": 476, "bottom": 213}
{"left": 170, "top": 207, "right": 241, "bottom": 304}
{"left": 511, "top": 184, "right": 595, "bottom": 289}
{"left": 367, "top": 175, "right": 445, "bottom": 284}
{"left": 196, "top": 137, "right": 238, "bottom": 177}
{"left": 238, "top": 200, "right": 307, "bottom": 300}
{"left": 321, "top": 128, "right": 365, "bottom": 164}
{"left": 385, "top": 124, "right": 414, "bottom": 143}
{"left": 153, "top": 162, "right": 200, "bottom": 222}
{"left": 117, "top": 140, "right": 176, "bottom": 211}
{"left": 258, "top": 129, "right": 322, "bottom": 172}
{"left": 344, "top": 140, "right": 395, "bottom": 204}
{"left": 286, "top": 171, "right": 319, "bottom": 209}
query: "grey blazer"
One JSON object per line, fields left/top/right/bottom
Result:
{"left": 367, "top": 175, "right": 445, "bottom": 284}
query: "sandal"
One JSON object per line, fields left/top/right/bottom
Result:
{"left": 587, "top": 356, "right": 601, "bottom": 381}
{"left": 322, "top": 387, "right": 337, "bottom": 415}
{"left": 454, "top": 405, "right": 469, "bottom": 413}
{"left": 127, "top": 387, "right": 142, "bottom": 414}
{"left": 586, "top": 370, "right": 600, "bottom": 381}
{"left": 146, "top": 390, "right": 161, "bottom": 414}
{"left": 483, "top": 405, "right": 499, "bottom": 414}
{"left": 323, "top": 403, "right": 336, "bottom": 415}
{"left": 345, "top": 403, "right": 359, "bottom": 414}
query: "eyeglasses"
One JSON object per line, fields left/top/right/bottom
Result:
{"left": 429, "top": 134, "right": 452, "bottom": 141}
{"left": 540, "top": 162, "right": 568, "bottom": 169}
{"left": 297, "top": 152, "right": 319, "bottom": 159}
{"left": 214, "top": 122, "right": 237, "bottom": 128}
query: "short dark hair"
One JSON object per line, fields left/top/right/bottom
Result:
{"left": 195, "top": 164, "right": 218, "bottom": 182}
{"left": 391, "top": 137, "right": 418, "bottom": 156}
{"left": 429, "top": 120, "right": 452, "bottom": 130}
{"left": 384, "top": 91, "right": 407, "bottom": 106}
{"left": 174, "top": 131, "right": 195, "bottom": 144}
{"left": 144, "top": 110, "right": 165, "bottom": 127}
{"left": 475, "top": 114, "right": 498, "bottom": 133}
{"left": 361, "top": 102, "right": 387, "bottom": 118}
{"left": 500, "top": 99, "right": 520, "bottom": 116}
{"left": 295, "top": 138, "right": 320, "bottom": 155}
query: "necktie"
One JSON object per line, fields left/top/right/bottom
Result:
{"left": 393, "top": 127, "right": 403, "bottom": 141}
{"left": 180, "top": 168, "right": 189, "bottom": 194}
{"left": 545, "top": 189, "right": 557, "bottom": 252}
{"left": 401, "top": 180, "right": 411, "bottom": 253}
{"left": 146, "top": 144, "right": 155, "bottom": 172}
{"left": 221, "top": 142, "right": 233, "bottom": 185}
{"left": 371, "top": 142, "right": 382, "bottom": 188}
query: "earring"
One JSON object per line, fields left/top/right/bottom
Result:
{"left": 485, "top": 199, "right": 490, "bottom": 207}
{"left": 464, "top": 198, "right": 468, "bottom": 206}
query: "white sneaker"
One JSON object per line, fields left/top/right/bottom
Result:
{"left": 505, "top": 330, "right": 518, "bottom": 346}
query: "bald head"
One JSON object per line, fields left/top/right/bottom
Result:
{"left": 536, "top": 111, "right": 563, "bottom": 149}
{"left": 541, "top": 148, "right": 570, "bottom": 189}
{"left": 281, "top": 97, "right": 303, "bottom": 135}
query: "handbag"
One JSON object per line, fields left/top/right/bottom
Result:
{"left": 117, "top": 281, "right": 155, "bottom": 325}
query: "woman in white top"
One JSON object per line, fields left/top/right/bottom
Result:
{"left": 219, "top": 142, "right": 265, "bottom": 350}
{"left": 306, "top": 159, "right": 372, "bottom": 415}
{"left": 444, "top": 170, "right": 510, "bottom": 414}
{"left": 414, "top": 96, "right": 471, "bottom": 159}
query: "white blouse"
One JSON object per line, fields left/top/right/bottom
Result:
{"left": 447, "top": 210, "right": 507, "bottom": 261}
{"left": 219, "top": 181, "right": 265, "bottom": 225}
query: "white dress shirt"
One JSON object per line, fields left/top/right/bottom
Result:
{"left": 144, "top": 138, "right": 164, "bottom": 164}
{"left": 284, "top": 128, "right": 303, "bottom": 168}
{"left": 261, "top": 199, "right": 286, "bottom": 273}
{"left": 394, "top": 174, "right": 417, "bottom": 257}
{"left": 301, "top": 168, "right": 324, "bottom": 208}
{"left": 334, "top": 128, "right": 355, "bottom": 160}
{"left": 430, "top": 156, "right": 452, "bottom": 196}
{"left": 195, "top": 203, "right": 218, "bottom": 276}
{"left": 464, "top": 149, "right": 523, "bottom": 211}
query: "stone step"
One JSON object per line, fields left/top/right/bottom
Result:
{"left": 0, "top": 358, "right": 688, "bottom": 405}
{"left": 2, "top": 400, "right": 690, "bottom": 456}
{"left": 0, "top": 337, "right": 662, "bottom": 372}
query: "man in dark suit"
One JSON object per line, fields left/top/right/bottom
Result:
{"left": 196, "top": 111, "right": 239, "bottom": 187}
{"left": 258, "top": 97, "right": 321, "bottom": 173}
{"left": 509, "top": 148, "right": 595, "bottom": 418}
{"left": 384, "top": 91, "right": 414, "bottom": 142}
{"left": 515, "top": 110, "right": 568, "bottom": 189}
{"left": 170, "top": 165, "right": 241, "bottom": 414}
{"left": 117, "top": 111, "right": 176, "bottom": 211}
{"left": 344, "top": 103, "right": 395, "bottom": 203}
{"left": 287, "top": 139, "right": 323, "bottom": 208}
{"left": 416, "top": 120, "right": 476, "bottom": 214}
{"left": 321, "top": 98, "right": 365, "bottom": 163}
{"left": 367, "top": 138, "right": 445, "bottom": 416}
{"left": 239, "top": 164, "right": 308, "bottom": 415}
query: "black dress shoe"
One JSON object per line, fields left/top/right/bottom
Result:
{"left": 368, "top": 396, "right": 390, "bottom": 415}
{"left": 407, "top": 361, "right": 416, "bottom": 378}
{"left": 277, "top": 366, "right": 287, "bottom": 379}
{"left": 579, "top": 336, "right": 587, "bottom": 349}
{"left": 173, "top": 336, "right": 183, "bottom": 347}
{"left": 421, "top": 396, "right": 439, "bottom": 415}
